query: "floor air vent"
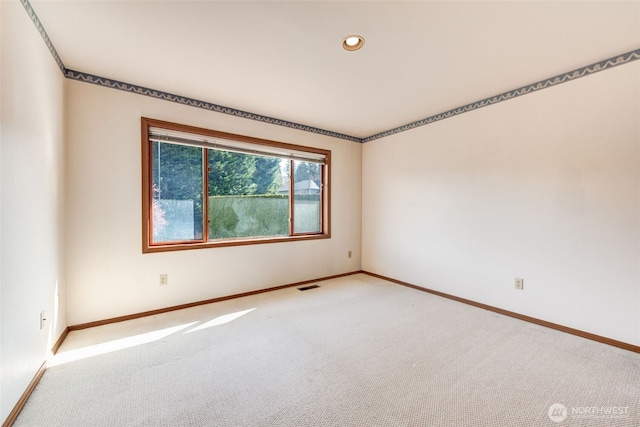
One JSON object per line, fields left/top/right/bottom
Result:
{"left": 298, "top": 285, "right": 320, "bottom": 291}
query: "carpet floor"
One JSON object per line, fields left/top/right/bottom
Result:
{"left": 13, "top": 274, "right": 640, "bottom": 426}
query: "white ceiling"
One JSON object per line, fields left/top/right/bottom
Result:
{"left": 30, "top": 1, "right": 640, "bottom": 139}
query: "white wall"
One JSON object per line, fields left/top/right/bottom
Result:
{"left": 65, "top": 80, "right": 362, "bottom": 325}
{"left": 0, "top": 0, "right": 67, "bottom": 421}
{"left": 363, "top": 61, "right": 640, "bottom": 346}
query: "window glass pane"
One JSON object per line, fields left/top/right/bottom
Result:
{"left": 152, "top": 142, "right": 204, "bottom": 242}
{"left": 144, "top": 118, "right": 330, "bottom": 252}
{"left": 293, "top": 160, "right": 322, "bottom": 234}
{"left": 208, "top": 150, "right": 288, "bottom": 239}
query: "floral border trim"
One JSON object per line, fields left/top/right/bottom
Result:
{"left": 363, "top": 49, "right": 640, "bottom": 142}
{"left": 20, "top": 0, "right": 640, "bottom": 144}
{"left": 63, "top": 69, "right": 363, "bottom": 143}
{"left": 20, "top": 0, "right": 66, "bottom": 73}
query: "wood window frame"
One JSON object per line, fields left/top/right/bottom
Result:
{"left": 141, "top": 118, "right": 331, "bottom": 253}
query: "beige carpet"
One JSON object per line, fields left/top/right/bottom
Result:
{"left": 13, "top": 274, "right": 640, "bottom": 426}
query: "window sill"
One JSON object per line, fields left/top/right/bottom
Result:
{"left": 143, "top": 233, "right": 330, "bottom": 253}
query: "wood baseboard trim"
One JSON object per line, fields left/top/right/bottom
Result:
{"left": 2, "top": 362, "right": 47, "bottom": 427}
{"left": 52, "top": 327, "right": 69, "bottom": 355}
{"left": 362, "top": 271, "right": 640, "bottom": 354}
{"left": 2, "top": 327, "right": 70, "bottom": 427}
{"left": 69, "top": 270, "right": 364, "bottom": 331}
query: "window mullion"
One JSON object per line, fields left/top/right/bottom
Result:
{"left": 203, "top": 148, "right": 209, "bottom": 242}
{"left": 320, "top": 164, "right": 325, "bottom": 234}
{"left": 289, "top": 160, "right": 294, "bottom": 236}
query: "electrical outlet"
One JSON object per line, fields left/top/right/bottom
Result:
{"left": 348, "top": 251, "right": 352, "bottom": 258}
{"left": 159, "top": 274, "right": 168, "bottom": 286}
{"left": 514, "top": 277, "right": 524, "bottom": 290}
{"left": 40, "top": 311, "right": 47, "bottom": 330}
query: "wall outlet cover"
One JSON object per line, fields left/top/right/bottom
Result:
{"left": 515, "top": 277, "right": 524, "bottom": 290}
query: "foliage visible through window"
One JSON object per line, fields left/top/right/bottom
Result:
{"left": 142, "top": 118, "right": 330, "bottom": 252}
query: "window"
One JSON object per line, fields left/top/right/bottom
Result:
{"left": 142, "top": 118, "right": 330, "bottom": 252}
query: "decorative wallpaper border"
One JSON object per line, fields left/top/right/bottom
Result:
{"left": 363, "top": 49, "right": 640, "bottom": 142}
{"left": 20, "top": 0, "right": 66, "bottom": 73}
{"left": 20, "top": 0, "right": 640, "bottom": 144}
{"left": 63, "top": 69, "right": 362, "bottom": 143}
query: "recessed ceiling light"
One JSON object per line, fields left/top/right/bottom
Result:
{"left": 342, "top": 35, "right": 364, "bottom": 51}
